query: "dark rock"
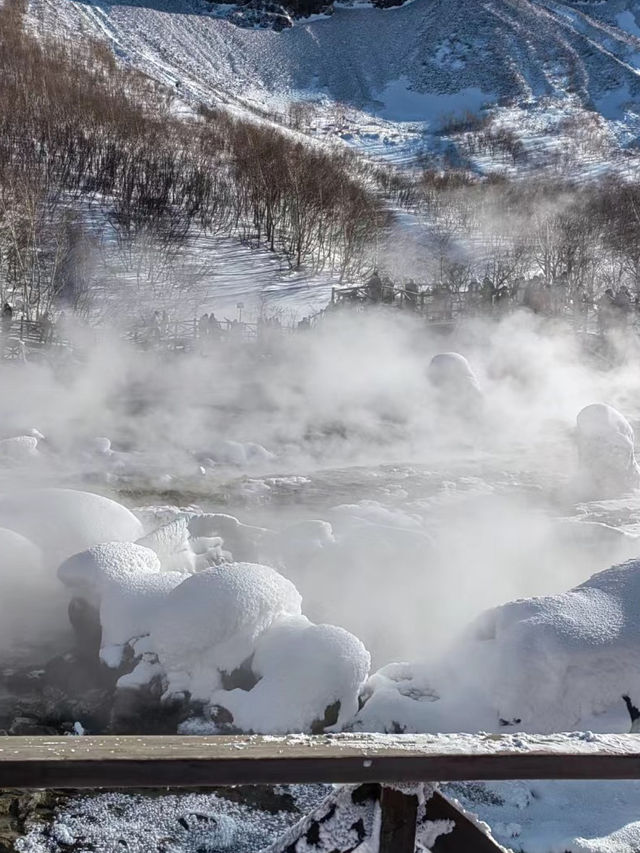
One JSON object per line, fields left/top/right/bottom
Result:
{"left": 110, "top": 683, "right": 191, "bottom": 734}
{"left": 9, "top": 716, "right": 58, "bottom": 736}
{"left": 68, "top": 597, "right": 102, "bottom": 659}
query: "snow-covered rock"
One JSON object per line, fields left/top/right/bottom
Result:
{"left": 427, "top": 352, "right": 483, "bottom": 422}
{"left": 0, "top": 489, "right": 144, "bottom": 567}
{"left": 576, "top": 403, "right": 640, "bottom": 497}
{"left": 212, "top": 615, "right": 370, "bottom": 733}
{"left": 468, "top": 558, "right": 640, "bottom": 733}
{"left": 355, "top": 558, "right": 640, "bottom": 736}
{"left": 58, "top": 541, "right": 184, "bottom": 667}
{"left": 150, "top": 563, "right": 302, "bottom": 700}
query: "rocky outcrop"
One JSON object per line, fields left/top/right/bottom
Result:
{"left": 209, "top": 0, "right": 411, "bottom": 29}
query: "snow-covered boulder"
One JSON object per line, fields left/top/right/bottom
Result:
{"left": 427, "top": 352, "right": 483, "bottom": 421}
{"left": 58, "top": 541, "right": 184, "bottom": 667}
{"left": 468, "top": 558, "right": 640, "bottom": 732}
{"left": 576, "top": 403, "right": 640, "bottom": 497}
{"left": 354, "top": 558, "right": 640, "bottom": 736}
{"left": 211, "top": 615, "right": 370, "bottom": 733}
{"left": 0, "top": 489, "right": 144, "bottom": 567}
{"left": 150, "top": 563, "right": 302, "bottom": 700}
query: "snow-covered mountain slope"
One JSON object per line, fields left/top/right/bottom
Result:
{"left": 28, "top": 0, "right": 640, "bottom": 166}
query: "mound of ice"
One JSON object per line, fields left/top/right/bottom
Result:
{"left": 0, "top": 489, "right": 143, "bottom": 567}
{"left": 212, "top": 615, "right": 370, "bottom": 733}
{"left": 151, "top": 563, "right": 302, "bottom": 700}
{"left": 576, "top": 403, "right": 640, "bottom": 497}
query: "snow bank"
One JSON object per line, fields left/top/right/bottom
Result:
{"left": 151, "top": 563, "right": 302, "bottom": 700}
{"left": 212, "top": 615, "right": 370, "bottom": 733}
{"left": 576, "top": 403, "right": 640, "bottom": 497}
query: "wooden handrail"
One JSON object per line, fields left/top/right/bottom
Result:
{"left": 0, "top": 732, "right": 639, "bottom": 789}
{"left": 1, "top": 733, "right": 636, "bottom": 852}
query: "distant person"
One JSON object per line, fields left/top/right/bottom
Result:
{"left": 365, "top": 270, "right": 383, "bottom": 303}
{"left": 199, "top": 313, "right": 210, "bottom": 337}
{"left": 40, "top": 311, "right": 54, "bottom": 344}
{"left": 405, "top": 278, "right": 419, "bottom": 309}
{"left": 597, "top": 288, "right": 616, "bottom": 336}
{"left": 150, "top": 311, "right": 162, "bottom": 341}
{"left": 1, "top": 303, "right": 12, "bottom": 335}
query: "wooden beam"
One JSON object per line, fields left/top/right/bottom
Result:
{"left": 0, "top": 733, "right": 639, "bottom": 789}
{"left": 427, "top": 791, "right": 505, "bottom": 853}
{"left": 379, "top": 787, "right": 418, "bottom": 853}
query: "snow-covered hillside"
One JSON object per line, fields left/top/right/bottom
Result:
{"left": 27, "top": 0, "right": 640, "bottom": 167}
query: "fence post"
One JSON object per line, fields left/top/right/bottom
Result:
{"left": 379, "top": 786, "right": 417, "bottom": 853}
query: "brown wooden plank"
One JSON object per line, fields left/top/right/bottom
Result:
{"left": 379, "top": 786, "right": 418, "bottom": 853}
{"left": 427, "top": 791, "right": 505, "bottom": 853}
{"left": 0, "top": 734, "right": 639, "bottom": 789}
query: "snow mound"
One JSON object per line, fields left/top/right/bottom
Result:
{"left": 151, "top": 563, "right": 302, "bottom": 700}
{"left": 58, "top": 542, "right": 161, "bottom": 601}
{"left": 355, "top": 557, "right": 640, "bottom": 736}
{"left": 212, "top": 615, "right": 370, "bottom": 733}
{"left": 0, "top": 489, "right": 144, "bottom": 567}
{"left": 471, "top": 558, "right": 640, "bottom": 732}
{"left": 576, "top": 403, "right": 640, "bottom": 497}
{"left": 427, "top": 352, "right": 483, "bottom": 421}
{"left": 58, "top": 542, "right": 183, "bottom": 666}
{"left": 137, "top": 517, "right": 225, "bottom": 573}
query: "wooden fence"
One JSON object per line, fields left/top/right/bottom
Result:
{"left": 1, "top": 732, "right": 639, "bottom": 852}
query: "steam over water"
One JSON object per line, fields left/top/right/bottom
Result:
{"left": 2, "top": 308, "right": 640, "bottom": 670}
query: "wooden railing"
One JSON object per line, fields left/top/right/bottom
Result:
{"left": 1, "top": 733, "right": 639, "bottom": 852}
